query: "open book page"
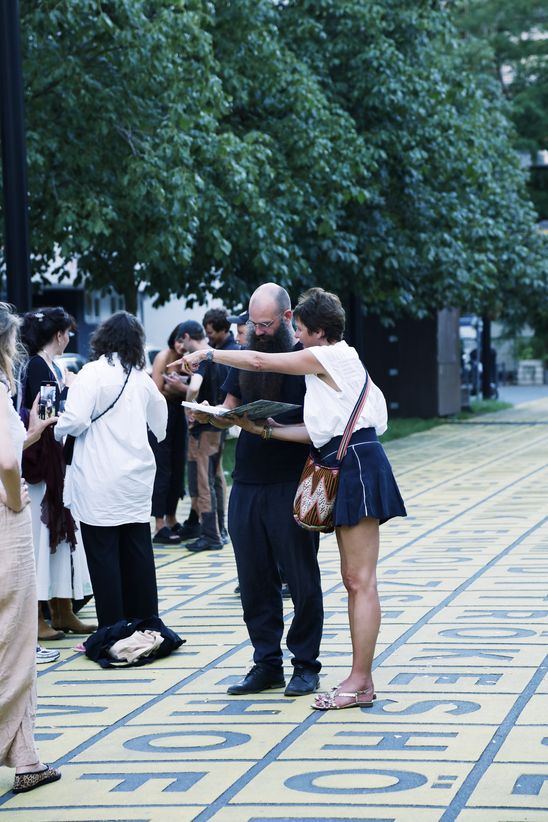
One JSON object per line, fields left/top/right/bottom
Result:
{"left": 180, "top": 399, "right": 301, "bottom": 420}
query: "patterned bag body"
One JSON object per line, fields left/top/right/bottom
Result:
{"left": 293, "top": 455, "right": 340, "bottom": 533}
{"left": 293, "top": 371, "right": 371, "bottom": 533}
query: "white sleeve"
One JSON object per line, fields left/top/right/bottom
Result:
{"left": 54, "top": 365, "right": 96, "bottom": 440}
{"left": 146, "top": 380, "right": 168, "bottom": 442}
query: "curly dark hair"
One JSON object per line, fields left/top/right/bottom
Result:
{"left": 90, "top": 311, "right": 146, "bottom": 372}
{"left": 21, "top": 306, "right": 76, "bottom": 355}
{"left": 202, "top": 308, "right": 230, "bottom": 333}
{"left": 293, "top": 288, "right": 345, "bottom": 343}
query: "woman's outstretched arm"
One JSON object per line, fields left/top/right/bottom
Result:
{"left": 170, "top": 346, "right": 323, "bottom": 378}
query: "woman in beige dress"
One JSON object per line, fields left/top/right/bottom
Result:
{"left": 0, "top": 302, "right": 61, "bottom": 794}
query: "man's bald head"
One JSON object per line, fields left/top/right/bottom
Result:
{"left": 249, "top": 283, "right": 290, "bottom": 315}
{"left": 247, "top": 283, "right": 292, "bottom": 337}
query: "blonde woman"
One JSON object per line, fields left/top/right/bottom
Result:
{"left": 0, "top": 302, "right": 61, "bottom": 793}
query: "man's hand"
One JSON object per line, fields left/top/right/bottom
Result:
{"left": 222, "top": 412, "right": 265, "bottom": 437}
{"left": 189, "top": 400, "right": 214, "bottom": 425}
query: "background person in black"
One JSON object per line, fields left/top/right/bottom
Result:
{"left": 177, "top": 321, "right": 224, "bottom": 552}
{"left": 185, "top": 284, "right": 323, "bottom": 697}
{"left": 149, "top": 324, "right": 191, "bottom": 545}
{"left": 202, "top": 307, "right": 241, "bottom": 544}
{"left": 21, "top": 307, "right": 95, "bottom": 642}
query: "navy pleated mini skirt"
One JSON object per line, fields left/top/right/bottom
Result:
{"left": 313, "top": 427, "right": 407, "bottom": 527}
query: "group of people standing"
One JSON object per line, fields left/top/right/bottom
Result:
{"left": 0, "top": 283, "right": 406, "bottom": 795}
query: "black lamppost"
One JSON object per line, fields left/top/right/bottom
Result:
{"left": 0, "top": 0, "right": 31, "bottom": 311}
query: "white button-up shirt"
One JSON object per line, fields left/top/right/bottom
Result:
{"left": 55, "top": 355, "right": 167, "bottom": 526}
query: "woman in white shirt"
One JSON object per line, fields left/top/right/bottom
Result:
{"left": 55, "top": 312, "right": 167, "bottom": 629}
{"left": 179, "top": 286, "right": 406, "bottom": 711}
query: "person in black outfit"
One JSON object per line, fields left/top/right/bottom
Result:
{"left": 20, "top": 306, "right": 96, "bottom": 641}
{"left": 202, "top": 308, "right": 240, "bottom": 543}
{"left": 149, "top": 324, "right": 192, "bottom": 545}
{"left": 190, "top": 284, "right": 323, "bottom": 696}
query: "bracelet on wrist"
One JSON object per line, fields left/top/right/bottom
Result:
{"left": 261, "top": 425, "right": 273, "bottom": 440}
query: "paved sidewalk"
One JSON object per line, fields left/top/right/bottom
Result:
{"left": 1, "top": 397, "right": 546, "bottom": 821}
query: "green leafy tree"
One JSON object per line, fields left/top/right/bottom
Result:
{"left": 454, "top": 0, "right": 548, "bottom": 157}
{"left": 20, "top": 0, "right": 228, "bottom": 312}
{"left": 4, "top": 0, "right": 546, "bottom": 332}
{"left": 277, "top": 0, "right": 547, "bottom": 327}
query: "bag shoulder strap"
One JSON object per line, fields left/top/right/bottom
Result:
{"left": 335, "top": 370, "right": 371, "bottom": 462}
{"left": 91, "top": 367, "right": 131, "bottom": 423}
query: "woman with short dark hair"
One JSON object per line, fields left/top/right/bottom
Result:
{"left": 179, "top": 287, "right": 407, "bottom": 711}
{"left": 54, "top": 312, "right": 168, "bottom": 628}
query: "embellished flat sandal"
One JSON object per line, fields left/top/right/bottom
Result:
{"left": 12, "top": 765, "right": 61, "bottom": 794}
{"left": 312, "top": 687, "right": 376, "bottom": 711}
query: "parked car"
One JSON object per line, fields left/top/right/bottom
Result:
{"left": 55, "top": 353, "right": 87, "bottom": 374}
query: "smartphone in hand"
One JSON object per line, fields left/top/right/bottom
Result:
{"left": 39, "top": 381, "right": 58, "bottom": 420}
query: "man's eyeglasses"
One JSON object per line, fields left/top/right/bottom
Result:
{"left": 246, "top": 312, "right": 283, "bottom": 331}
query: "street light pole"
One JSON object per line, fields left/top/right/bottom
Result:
{"left": 0, "top": 0, "right": 31, "bottom": 311}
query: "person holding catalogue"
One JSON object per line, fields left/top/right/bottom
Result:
{"left": 178, "top": 288, "right": 406, "bottom": 710}
{"left": 175, "top": 284, "right": 323, "bottom": 698}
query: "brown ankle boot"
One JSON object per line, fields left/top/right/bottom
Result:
{"left": 50, "top": 598, "right": 97, "bottom": 634}
{"left": 37, "top": 603, "right": 65, "bottom": 641}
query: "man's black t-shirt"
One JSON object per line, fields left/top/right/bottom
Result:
{"left": 222, "top": 345, "right": 310, "bottom": 485}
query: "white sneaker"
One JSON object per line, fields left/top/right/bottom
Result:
{"left": 36, "top": 645, "right": 60, "bottom": 664}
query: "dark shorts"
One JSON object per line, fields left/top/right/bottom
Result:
{"left": 314, "top": 427, "right": 407, "bottom": 527}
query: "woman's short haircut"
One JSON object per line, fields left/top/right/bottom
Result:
{"left": 293, "top": 288, "right": 345, "bottom": 343}
{"left": 90, "top": 311, "right": 146, "bottom": 372}
{"left": 21, "top": 306, "right": 76, "bottom": 355}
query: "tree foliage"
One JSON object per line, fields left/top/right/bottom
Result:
{"left": 453, "top": 0, "right": 548, "bottom": 157}
{"left": 2, "top": 0, "right": 545, "bottom": 328}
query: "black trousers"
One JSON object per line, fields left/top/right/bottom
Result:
{"left": 79, "top": 521, "right": 159, "bottom": 628}
{"left": 228, "top": 481, "right": 323, "bottom": 673}
{"left": 150, "top": 402, "right": 187, "bottom": 518}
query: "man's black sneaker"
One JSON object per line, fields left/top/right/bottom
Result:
{"left": 185, "top": 536, "right": 223, "bottom": 552}
{"left": 174, "top": 520, "right": 201, "bottom": 540}
{"left": 227, "top": 664, "right": 285, "bottom": 695}
{"left": 220, "top": 527, "right": 230, "bottom": 545}
{"left": 153, "top": 526, "right": 181, "bottom": 545}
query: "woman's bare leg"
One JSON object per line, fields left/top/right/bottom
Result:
{"left": 317, "top": 517, "right": 380, "bottom": 707}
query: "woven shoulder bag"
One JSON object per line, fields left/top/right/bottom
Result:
{"left": 293, "top": 371, "right": 371, "bottom": 533}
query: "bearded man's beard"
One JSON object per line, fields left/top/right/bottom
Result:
{"left": 239, "top": 322, "right": 295, "bottom": 401}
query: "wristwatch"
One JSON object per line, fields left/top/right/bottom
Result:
{"left": 205, "top": 350, "right": 214, "bottom": 362}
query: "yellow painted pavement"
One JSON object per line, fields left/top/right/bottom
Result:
{"left": 1, "top": 397, "right": 546, "bottom": 821}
